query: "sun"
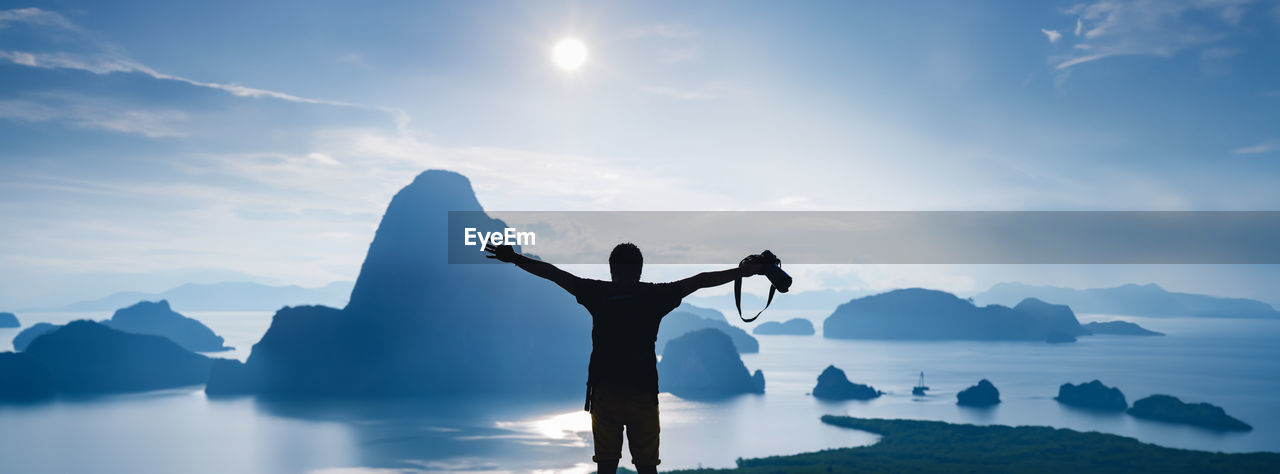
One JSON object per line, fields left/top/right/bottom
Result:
{"left": 552, "top": 38, "right": 588, "bottom": 71}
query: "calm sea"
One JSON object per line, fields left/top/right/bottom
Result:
{"left": 0, "top": 309, "right": 1276, "bottom": 473}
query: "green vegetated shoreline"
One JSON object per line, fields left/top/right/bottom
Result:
{"left": 667, "top": 416, "right": 1280, "bottom": 474}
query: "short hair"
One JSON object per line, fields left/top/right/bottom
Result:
{"left": 609, "top": 242, "right": 643, "bottom": 282}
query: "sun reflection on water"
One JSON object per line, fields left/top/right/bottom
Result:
{"left": 495, "top": 410, "right": 592, "bottom": 447}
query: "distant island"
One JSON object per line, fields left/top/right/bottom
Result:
{"left": 957, "top": 379, "right": 1000, "bottom": 407}
{"left": 812, "top": 365, "right": 881, "bottom": 400}
{"left": 666, "top": 416, "right": 1280, "bottom": 473}
{"left": 49, "top": 281, "right": 354, "bottom": 312}
{"left": 101, "top": 300, "right": 232, "bottom": 352}
{"left": 824, "top": 289, "right": 1090, "bottom": 342}
{"left": 753, "top": 318, "right": 815, "bottom": 335}
{"left": 0, "top": 312, "right": 18, "bottom": 328}
{"left": 974, "top": 282, "right": 1279, "bottom": 319}
{"left": 1084, "top": 320, "right": 1164, "bottom": 336}
{"left": 12, "top": 323, "right": 60, "bottom": 352}
{"left": 1055, "top": 380, "right": 1127, "bottom": 411}
{"left": 0, "top": 352, "right": 54, "bottom": 401}
{"left": 658, "top": 328, "right": 764, "bottom": 399}
{"left": 11, "top": 320, "right": 212, "bottom": 395}
{"left": 676, "top": 302, "right": 729, "bottom": 323}
{"left": 10, "top": 301, "right": 232, "bottom": 353}
{"left": 658, "top": 310, "right": 759, "bottom": 354}
{"left": 1127, "top": 394, "right": 1252, "bottom": 431}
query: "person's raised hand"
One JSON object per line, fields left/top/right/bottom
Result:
{"left": 738, "top": 254, "right": 763, "bottom": 276}
{"left": 485, "top": 244, "right": 517, "bottom": 262}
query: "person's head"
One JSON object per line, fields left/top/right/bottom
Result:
{"left": 609, "top": 242, "right": 643, "bottom": 283}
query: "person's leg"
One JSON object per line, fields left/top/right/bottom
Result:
{"left": 596, "top": 459, "right": 620, "bottom": 474}
{"left": 625, "top": 400, "right": 661, "bottom": 472}
{"left": 591, "top": 397, "right": 624, "bottom": 473}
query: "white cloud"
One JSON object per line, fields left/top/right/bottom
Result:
{"left": 307, "top": 152, "right": 341, "bottom": 165}
{"left": 641, "top": 85, "right": 717, "bottom": 100}
{"left": 640, "top": 82, "right": 738, "bottom": 101}
{"left": 625, "top": 23, "right": 701, "bottom": 64}
{"left": 1233, "top": 143, "right": 1275, "bottom": 155}
{"left": 0, "top": 7, "right": 80, "bottom": 31}
{"left": 0, "top": 49, "right": 375, "bottom": 109}
{"left": 1051, "top": 0, "right": 1254, "bottom": 70}
{"left": 623, "top": 24, "right": 698, "bottom": 39}
{"left": 771, "top": 196, "right": 811, "bottom": 207}
{"left": 1055, "top": 54, "right": 1105, "bottom": 69}
{"left": 657, "top": 46, "right": 699, "bottom": 64}
{"left": 1199, "top": 47, "right": 1238, "bottom": 75}
{"left": 1041, "top": 28, "right": 1063, "bottom": 43}
{"left": 0, "top": 95, "right": 188, "bottom": 137}
{"left": 337, "top": 52, "right": 366, "bottom": 67}
{"left": 0, "top": 8, "right": 404, "bottom": 121}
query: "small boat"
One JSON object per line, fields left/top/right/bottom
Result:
{"left": 912, "top": 371, "right": 929, "bottom": 396}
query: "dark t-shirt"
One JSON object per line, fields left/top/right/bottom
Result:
{"left": 570, "top": 278, "right": 685, "bottom": 396}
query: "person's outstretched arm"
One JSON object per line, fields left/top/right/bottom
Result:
{"left": 673, "top": 262, "right": 761, "bottom": 298}
{"left": 484, "top": 244, "right": 580, "bottom": 294}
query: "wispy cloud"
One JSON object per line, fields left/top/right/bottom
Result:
{"left": 1041, "top": 28, "right": 1063, "bottom": 43}
{"left": 0, "top": 49, "right": 371, "bottom": 108}
{"left": 641, "top": 85, "right": 718, "bottom": 100}
{"left": 1233, "top": 143, "right": 1275, "bottom": 155}
{"left": 1056, "top": 54, "right": 1106, "bottom": 69}
{"left": 0, "top": 7, "right": 80, "bottom": 31}
{"left": 625, "top": 23, "right": 701, "bottom": 64}
{"left": 1051, "top": 0, "right": 1254, "bottom": 70}
{"left": 640, "top": 82, "right": 738, "bottom": 101}
{"left": 0, "top": 8, "right": 404, "bottom": 125}
{"left": 771, "top": 196, "right": 811, "bottom": 207}
{"left": 623, "top": 24, "right": 698, "bottom": 39}
{"left": 0, "top": 95, "right": 188, "bottom": 137}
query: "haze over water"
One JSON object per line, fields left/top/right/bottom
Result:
{"left": 0, "top": 309, "right": 1275, "bottom": 473}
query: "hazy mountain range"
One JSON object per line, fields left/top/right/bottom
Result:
{"left": 39, "top": 281, "right": 354, "bottom": 313}
{"left": 973, "top": 282, "right": 1279, "bottom": 319}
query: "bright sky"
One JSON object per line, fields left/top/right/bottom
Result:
{"left": 1, "top": 1, "right": 1278, "bottom": 307}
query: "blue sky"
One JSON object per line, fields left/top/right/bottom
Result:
{"left": 1, "top": 0, "right": 1279, "bottom": 307}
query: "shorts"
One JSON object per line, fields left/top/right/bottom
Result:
{"left": 589, "top": 383, "right": 661, "bottom": 466}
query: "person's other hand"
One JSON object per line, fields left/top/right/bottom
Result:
{"left": 485, "top": 244, "right": 517, "bottom": 262}
{"left": 738, "top": 255, "right": 763, "bottom": 275}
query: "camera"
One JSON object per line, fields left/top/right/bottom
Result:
{"left": 742, "top": 250, "right": 792, "bottom": 293}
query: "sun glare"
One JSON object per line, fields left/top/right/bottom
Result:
{"left": 552, "top": 38, "right": 588, "bottom": 71}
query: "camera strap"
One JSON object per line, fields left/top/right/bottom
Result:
{"left": 734, "top": 277, "right": 776, "bottom": 323}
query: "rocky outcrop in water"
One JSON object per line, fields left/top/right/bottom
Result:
{"left": 1055, "top": 380, "right": 1127, "bottom": 411}
{"left": 957, "top": 379, "right": 1001, "bottom": 407}
{"left": 658, "top": 328, "right": 764, "bottom": 399}
{"left": 1127, "top": 395, "right": 1251, "bottom": 431}
{"left": 812, "top": 365, "right": 881, "bottom": 400}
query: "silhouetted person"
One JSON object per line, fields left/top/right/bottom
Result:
{"left": 485, "top": 242, "right": 762, "bottom": 474}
